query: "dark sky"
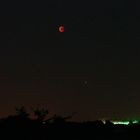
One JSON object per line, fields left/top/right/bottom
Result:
{"left": 0, "top": 0, "right": 140, "bottom": 121}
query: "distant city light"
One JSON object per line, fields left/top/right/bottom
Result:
{"left": 111, "top": 120, "right": 139, "bottom": 125}
{"left": 112, "top": 121, "right": 129, "bottom": 125}
{"left": 132, "top": 120, "right": 139, "bottom": 124}
{"left": 42, "top": 121, "right": 46, "bottom": 124}
{"left": 101, "top": 119, "right": 140, "bottom": 125}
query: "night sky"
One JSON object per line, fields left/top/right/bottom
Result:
{"left": 0, "top": 1, "right": 140, "bottom": 121}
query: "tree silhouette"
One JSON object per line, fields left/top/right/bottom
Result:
{"left": 15, "top": 106, "right": 29, "bottom": 118}
{"left": 33, "top": 107, "right": 49, "bottom": 121}
{"left": 48, "top": 114, "right": 73, "bottom": 124}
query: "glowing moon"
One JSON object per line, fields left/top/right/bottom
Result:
{"left": 59, "top": 26, "right": 65, "bottom": 33}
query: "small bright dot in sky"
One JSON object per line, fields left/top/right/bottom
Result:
{"left": 83, "top": 81, "right": 88, "bottom": 88}
{"left": 84, "top": 81, "right": 88, "bottom": 85}
{"left": 59, "top": 26, "right": 65, "bottom": 33}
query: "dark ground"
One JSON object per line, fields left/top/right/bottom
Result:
{"left": 0, "top": 115, "right": 140, "bottom": 140}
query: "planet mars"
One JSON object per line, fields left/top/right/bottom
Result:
{"left": 59, "top": 26, "right": 65, "bottom": 33}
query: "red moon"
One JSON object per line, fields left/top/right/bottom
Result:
{"left": 59, "top": 26, "right": 65, "bottom": 33}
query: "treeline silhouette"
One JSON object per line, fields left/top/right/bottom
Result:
{"left": 0, "top": 106, "right": 140, "bottom": 140}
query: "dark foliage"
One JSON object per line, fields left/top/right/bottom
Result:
{"left": 0, "top": 107, "right": 139, "bottom": 140}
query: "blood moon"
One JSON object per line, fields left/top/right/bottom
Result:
{"left": 59, "top": 26, "right": 65, "bottom": 33}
